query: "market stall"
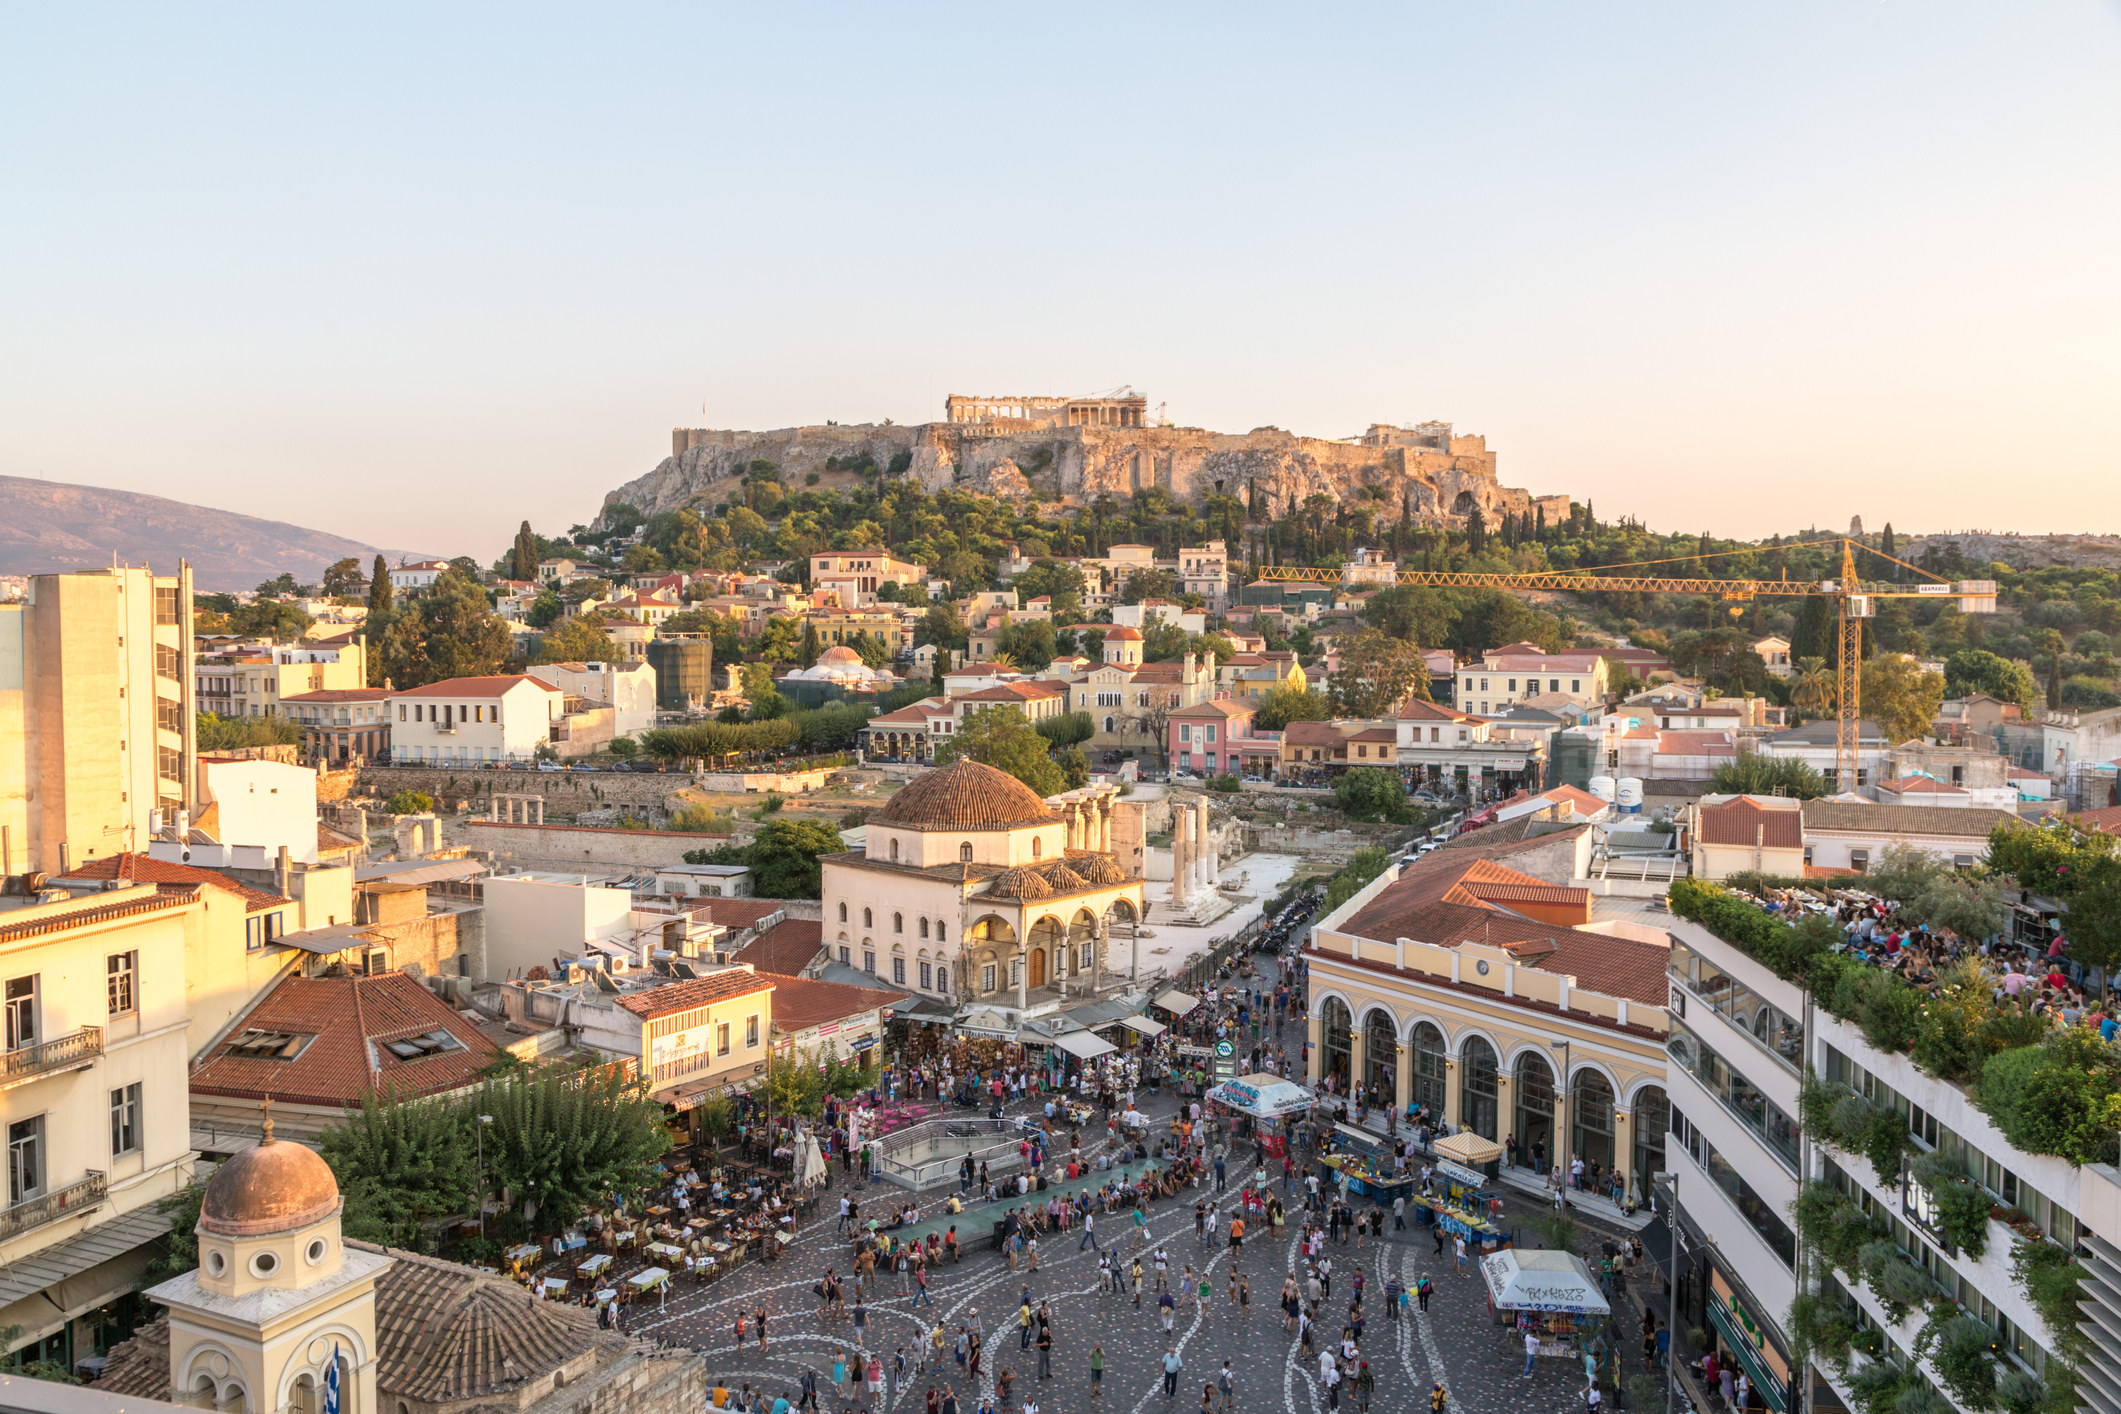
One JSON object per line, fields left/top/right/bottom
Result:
{"left": 1205, "top": 1073, "right": 1315, "bottom": 1159}
{"left": 1479, "top": 1248, "right": 1610, "bottom": 1358}
{"left": 1432, "top": 1131, "right": 1505, "bottom": 1178}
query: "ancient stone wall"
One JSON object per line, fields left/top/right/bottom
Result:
{"left": 461, "top": 820, "right": 735, "bottom": 869}
{"left": 354, "top": 764, "right": 692, "bottom": 818}
{"left": 608, "top": 419, "right": 1569, "bottom": 531}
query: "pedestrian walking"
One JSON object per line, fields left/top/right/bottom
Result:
{"left": 1162, "top": 1349, "right": 1183, "bottom": 1400}
{"left": 1090, "top": 1344, "right": 1105, "bottom": 1399}
{"left": 1079, "top": 1213, "right": 1100, "bottom": 1251}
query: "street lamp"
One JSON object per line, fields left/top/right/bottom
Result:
{"left": 1549, "top": 1039, "right": 1571, "bottom": 1210}
{"left": 476, "top": 1115, "right": 494, "bottom": 1239}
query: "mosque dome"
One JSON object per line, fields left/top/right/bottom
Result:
{"left": 872, "top": 759, "right": 1057, "bottom": 832}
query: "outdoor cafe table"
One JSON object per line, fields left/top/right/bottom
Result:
{"left": 647, "top": 1242, "right": 684, "bottom": 1262}
{"left": 645, "top": 1206, "right": 671, "bottom": 1218}
{"left": 628, "top": 1267, "right": 670, "bottom": 1294}
{"left": 503, "top": 1244, "right": 540, "bottom": 1271}
{"left": 594, "top": 1288, "right": 617, "bottom": 1306}
{"left": 537, "top": 1278, "right": 569, "bottom": 1299}
{"left": 577, "top": 1253, "right": 613, "bottom": 1279}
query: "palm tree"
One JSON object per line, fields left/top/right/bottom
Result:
{"left": 1791, "top": 656, "right": 1835, "bottom": 718}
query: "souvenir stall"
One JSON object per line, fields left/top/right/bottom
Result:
{"left": 1480, "top": 1248, "right": 1610, "bottom": 1359}
{"left": 1204, "top": 1073, "right": 1316, "bottom": 1160}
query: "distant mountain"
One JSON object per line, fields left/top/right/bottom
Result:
{"left": 0, "top": 476, "right": 430, "bottom": 593}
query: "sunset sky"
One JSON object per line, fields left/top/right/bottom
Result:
{"left": 4, "top": 4, "right": 2117, "bottom": 558}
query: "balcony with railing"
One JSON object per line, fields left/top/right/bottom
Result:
{"left": 0, "top": 1172, "right": 108, "bottom": 1241}
{"left": 0, "top": 1027, "right": 104, "bottom": 1091}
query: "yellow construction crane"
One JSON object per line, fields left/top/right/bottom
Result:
{"left": 1260, "top": 537, "right": 1998, "bottom": 788}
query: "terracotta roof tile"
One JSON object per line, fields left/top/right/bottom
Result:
{"left": 388, "top": 675, "right": 560, "bottom": 699}
{"left": 871, "top": 759, "right": 1058, "bottom": 831}
{"left": 59, "top": 853, "right": 288, "bottom": 912}
{"left": 614, "top": 970, "right": 776, "bottom": 1021}
{"left": 1698, "top": 797, "right": 1804, "bottom": 848}
{"left": 731, "top": 919, "right": 824, "bottom": 976}
{"left": 190, "top": 972, "right": 506, "bottom": 1108}
{"left": 765, "top": 974, "right": 902, "bottom": 1033}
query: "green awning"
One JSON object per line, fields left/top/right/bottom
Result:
{"left": 1708, "top": 1300, "right": 1788, "bottom": 1411}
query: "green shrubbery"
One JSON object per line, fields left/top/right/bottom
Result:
{"left": 1676, "top": 879, "right": 2121, "bottom": 1166}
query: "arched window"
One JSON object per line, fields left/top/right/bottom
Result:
{"left": 1032, "top": 837, "right": 1042, "bottom": 859}
{"left": 893, "top": 912, "right": 903, "bottom": 933}
{"left": 1411, "top": 1022, "right": 1447, "bottom": 1116}
{"left": 1362, "top": 1010, "right": 1398, "bottom": 1102}
{"left": 1515, "top": 1051, "right": 1555, "bottom": 1169}
{"left": 1459, "top": 1036, "right": 1500, "bottom": 1141}
{"left": 1572, "top": 1070, "right": 1616, "bottom": 1176}
{"left": 863, "top": 908, "right": 873, "bottom": 928}
{"left": 936, "top": 921, "right": 947, "bottom": 943}
{"left": 1632, "top": 1085, "right": 1670, "bottom": 1203}
{"left": 1320, "top": 999, "right": 1352, "bottom": 1088}
{"left": 960, "top": 842, "right": 973, "bottom": 862}
{"left": 919, "top": 918, "right": 930, "bottom": 939}
{"left": 890, "top": 838, "right": 900, "bottom": 862}
{"left": 838, "top": 903, "right": 847, "bottom": 922}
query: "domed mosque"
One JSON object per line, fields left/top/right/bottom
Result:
{"left": 819, "top": 758, "right": 1145, "bottom": 1035}
{"left": 98, "top": 1114, "right": 702, "bottom": 1414}
{"left": 777, "top": 642, "right": 897, "bottom": 708}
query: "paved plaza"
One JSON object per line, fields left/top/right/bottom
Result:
{"left": 620, "top": 1072, "right": 1653, "bottom": 1414}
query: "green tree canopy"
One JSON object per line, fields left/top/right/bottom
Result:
{"left": 1333, "top": 768, "right": 1414, "bottom": 824}
{"left": 532, "top": 612, "right": 618, "bottom": 665}
{"left": 321, "top": 557, "right": 366, "bottom": 597}
{"left": 1708, "top": 754, "right": 1828, "bottom": 800}
{"left": 1859, "top": 654, "right": 1946, "bottom": 744}
{"left": 381, "top": 567, "right": 511, "bottom": 686}
{"left": 1328, "top": 627, "right": 1424, "bottom": 719}
{"left": 1943, "top": 649, "right": 2040, "bottom": 710}
{"left": 932, "top": 705, "right": 1065, "bottom": 796}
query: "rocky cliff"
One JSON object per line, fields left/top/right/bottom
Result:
{"left": 1899, "top": 533, "right": 2121, "bottom": 572}
{"left": 602, "top": 421, "right": 1570, "bottom": 528}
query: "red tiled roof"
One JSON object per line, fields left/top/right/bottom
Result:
{"left": 1654, "top": 730, "right": 1737, "bottom": 755}
{"left": 765, "top": 974, "right": 903, "bottom": 1033}
{"left": 732, "top": 918, "right": 825, "bottom": 976}
{"left": 59, "top": 853, "right": 288, "bottom": 912}
{"left": 1397, "top": 700, "right": 1470, "bottom": 722}
{"left": 281, "top": 688, "right": 392, "bottom": 703}
{"left": 1877, "top": 776, "right": 1969, "bottom": 794}
{"left": 2070, "top": 806, "right": 2121, "bottom": 836}
{"left": 389, "top": 675, "right": 560, "bottom": 699}
{"left": 0, "top": 890, "right": 197, "bottom": 945}
{"left": 1283, "top": 721, "right": 1350, "bottom": 745}
{"left": 1698, "top": 797, "right": 1804, "bottom": 848}
{"left": 190, "top": 972, "right": 506, "bottom": 1108}
{"left": 615, "top": 970, "right": 776, "bottom": 1021}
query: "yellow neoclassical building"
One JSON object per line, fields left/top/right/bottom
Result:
{"left": 1305, "top": 833, "right": 1675, "bottom": 1201}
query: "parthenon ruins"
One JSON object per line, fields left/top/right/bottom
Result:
{"left": 945, "top": 390, "right": 1148, "bottom": 430}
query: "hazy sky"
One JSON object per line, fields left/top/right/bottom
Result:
{"left": 5, "top": 4, "right": 2118, "bottom": 561}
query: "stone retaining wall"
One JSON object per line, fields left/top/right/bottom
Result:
{"left": 354, "top": 765, "right": 691, "bottom": 817}
{"left": 461, "top": 819, "right": 734, "bottom": 870}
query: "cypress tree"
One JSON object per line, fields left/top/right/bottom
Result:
{"left": 511, "top": 521, "right": 539, "bottom": 581}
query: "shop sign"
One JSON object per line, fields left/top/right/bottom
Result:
{"left": 850, "top": 1035, "right": 877, "bottom": 1053}
{"left": 1436, "top": 1160, "right": 1486, "bottom": 1189}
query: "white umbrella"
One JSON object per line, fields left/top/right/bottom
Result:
{"left": 797, "top": 1131, "right": 827, "bottom": 1190}
{"left": 1478, "top": 1248, "right": 1610, "bottom": 1315}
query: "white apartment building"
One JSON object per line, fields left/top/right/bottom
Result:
{"left": 1108, "top": 600, "right": 1206, "bottom": 635}
{"left": 1662, "top": 907, "right": 1807, "bottom": 1413}
{"left": 385, "top": 674, "right": 564, "bottom": 766}
{"left": 0, "top": 885, "right": 200, "bottom": 1373}
{"left": 1756, "top": 718, "right": 1893, "bottom": 794}
{"left": 539, "top": 659, "right": 658, "bottom": 739}
{"left": 387, "top": 559, "right": 448, "bottom": 592}
{"left": 1178, "top": 540, "right": 1229, "bottom": 613}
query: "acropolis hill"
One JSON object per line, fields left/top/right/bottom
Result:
{"left": 602, "top": 393, "right": 1572, "bottom": 527}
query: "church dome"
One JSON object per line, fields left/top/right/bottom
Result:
{"left": 816, "top": 644, "right": 863, "bottom": 666}
{"left": 198, "top": 1125, "right": 342, "bottom": 1237}
{"left": 873, "top": 759, "right": 1057, "bottom": 832}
